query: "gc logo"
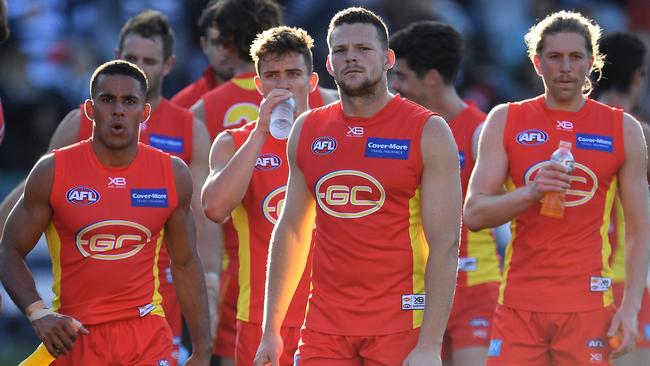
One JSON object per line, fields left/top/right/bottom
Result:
{"left": 262, "top": 186, "right": 286, "bottom": 224}
{"left": 315, "top": 170, "right": 385, "bottom": 218}
{"left": 75, "top": 220, "right": 152, "bottom": 260}
{"left": 224, "top": 102, "right": 259, "bottom": 127}
{"left": 524, "top": 162, "right": 598, "bottom": 206}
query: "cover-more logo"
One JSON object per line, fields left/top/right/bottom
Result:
{"left": 262, "top": 186, "right": 286, "bottom": 224}
{"left": 75, "top": 220, "right": 152, "bottom": 260}
{"left": 524, "top": 161, "right": 597, "bottom": 207}
{"left": 315, "top": 170, "right": 385, "bottom": 218}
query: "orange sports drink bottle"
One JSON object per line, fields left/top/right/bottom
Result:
{"left": 540, "top": 140, "right": 574, "bottom": 218}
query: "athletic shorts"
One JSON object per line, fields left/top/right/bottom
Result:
{"left": 160, "top": 266, "right": 181, "bottom": 366}
{"left": 442, "top": 282, "right": 499, "bottom": 359}
{"left": 236, "top": 320, "right": 300, "bottom": 366}
{"left": 612, "top": 282, "right": 650, "bottom": 349}
{"left": 51, "top": 315, "right": 172, "bottom": 365}
{"left": 486, "top": 304, "right": 615, "bottom": 366}
{"left": 212, "top": 259, "right": 238, "bottom": 358}
{"left": 295, "top": 327, "right": 420, "bottom": 366}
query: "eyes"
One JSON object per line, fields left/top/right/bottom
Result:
{"left": 263, "top": 70, "right": 303, "bottom": 79}
{"left": 97, "top": 95, "right": 140, "bottom": 105}
{"left": 332, "top": 45, "right": 373, "bottom": 54}
{"left": 547, "top": 53, "right": 585, "bottom": 61}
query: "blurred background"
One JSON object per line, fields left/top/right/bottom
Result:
{"left": 0, "top": 0, "right": 648, "bottom": 364}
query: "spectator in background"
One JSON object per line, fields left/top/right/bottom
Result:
{"left": 597, "top": 31, "right": 650, "bottom": 366}
{"left": 390, "top": 20, "right": 502, "bottom": 366}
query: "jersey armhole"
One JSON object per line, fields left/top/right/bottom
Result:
{"left": 503, "top": 103, "right": 518, "bottom": 154}
{"left": 166, "top": 155, "right": 179, "bottom": 211}
{"left": 613, "top": 109, "right": 625, "bottom": 168}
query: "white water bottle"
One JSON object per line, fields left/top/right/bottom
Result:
{"left": 269, "top": 98, "right": 295, "bottom": 140}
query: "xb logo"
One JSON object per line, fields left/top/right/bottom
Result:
{"left": 315, "top": 170, "right": 385, "bottom": 218}
{"left": 347, "top": 126, "right": 364, "bottom": 137}
{"left": 525, "top": 162, "right": 598, "bottom": 207}
{"left": 224, "top": 102, "right": 259, "bottom": 127}
{"left": 262, "top": 186, "right": 286, "bottom": 224}
{"left": 109, "top": 177, "right": 127, "bottom": 186}
{"left": 76, "top": 220, "right": 152, "bottom": 260}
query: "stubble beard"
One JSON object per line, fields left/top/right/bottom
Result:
{"left": 336, "top": 73, "right": 382, "bottom": 98}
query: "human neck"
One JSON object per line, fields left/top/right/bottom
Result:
{"left": 147, "top": 92, "right": 163, "bottom": 111}
{"left": 340, "top": 87, "right": 394, "bottom": 118}
{"left": 544, "top": 91, "right": 587, "bottom": 112}
{"left": 423, "top": 86, "right": 468, "bottom": 123}
{"left": 232, "top": 60, "right": 255, "bottom": 77}
{"left": 91, "top": 140, "right": 139, "bottom": 168}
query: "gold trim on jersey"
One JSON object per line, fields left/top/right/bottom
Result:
{"left": 408, "top": 187, "right": 427, "bottom": 329}
{"left": 45, "top": 222, "right": 62, "bottom": 312}
{"left": 599, "top": 177, "right": 617, "bottom": 307}
{"left": 232, "top": 204, "right": 252, "bottom": 322}
{"left": 151, "top": 230, "right": 165, "bottom": 317}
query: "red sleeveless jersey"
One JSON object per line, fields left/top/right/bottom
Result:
{"left": 228, "top": 122, "right": 312, "bottom": 326}
{"left": 78, "top": 98, "right": 194, "bottom": 164}
{"left": 47, "top": 140, "right": 178, "bottom": 325}
{"left": 296, "top": 95, "right": 433, "bottom": 335}
{"left": 202, "top": 73, "right": 327, "bottom": 293}
{"left": 171, "top": 67, "right": 220, "bottom": 110}
{"left": 202, "top": 72, "right": 326, "bottom": 140}
{"left": 451, "top": 103, "right": 501, "bottom": 287}
{"left": 501, "top": 96, "right": 624, "bottom": 312}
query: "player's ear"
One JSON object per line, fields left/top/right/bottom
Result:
{"left": 308, "top": 72, "right": 319, "bottom": 93}
{"left": 254, "top": 75, "right": 263, "bottom": 95}
{"left": 84, "top": 99, "right": 94, "bottom": 121}
{"left": 326, "top": 56, "right": 334, "bottom": 77}
{"left": 142, "top": 103, "right": 152, "bottom": 124}
{"left": 162, "top": 55, "right": 176, "bottom": 77}
{"left": 533, "top": 54, "right": 543, "bottom": 76}
{"left": 385, "top": 49, "right": 395, "bottom": 71}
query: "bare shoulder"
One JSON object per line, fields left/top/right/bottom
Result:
{"left": 24, "top": 153, "right": 56, "bottom": 198}
{"left": 49, "top": 108, "right": 82, "bottom": 150}
{"left": 170, "top": 156, "right": 192, "bottom": 203}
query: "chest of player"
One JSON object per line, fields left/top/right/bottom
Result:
{"left": 50, "top": 147, "right": 175, "bottom": 261}
{"left": 506, "top": 105, "right": 624, "bottom": 205}
{"left": 299, "top": 120, "right": 423, "bottom": 211}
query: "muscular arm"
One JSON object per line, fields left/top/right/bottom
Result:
{"left": 166, "top": 157, "right": 212, "bottom": 361}
{"left": 464, "top": 104, "right": 570, "bottom": 230}
{"left": 262, "top": 113, "right": 315, "bottom": 333}
{"left": 609, "top": 113, "right": 650, "bottom": 356}
{"left": 404, "top": 116, "right": 461, "bottom": 364}
{"left": 0, "top": 109, "right": 80, "bottom": 238}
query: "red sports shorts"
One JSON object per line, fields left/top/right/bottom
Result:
{"left": 52, "top": 315, "right": 172, "bottom": 365}
{"left": 295, "top": 327, "right": 420, "bottom": 365}
{"left": 486, "top": 304, "right": 615, "bottom": 366}
{"left": 236, "top": 320, "right": 300, "bottom": 366}
{"left": 442, "top": 281, "right": 499, "bottom": 359}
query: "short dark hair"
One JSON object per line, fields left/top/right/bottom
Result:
{"left": 391, "top": 21, "right": 462, "bottom": 84}
{"left": 89, "top": 60, "right": 148, "bottom": 97}
{"left": 327, "top": 7, "right": 389, "bottom": 50}
{"left": 251, "top": 26, "right": 314, "bottom": 74}
{"left": 197, "top": 0, "right": 220, "bottom": 36}
{"left": 599, "top": 32, "right": 646, "bottom": 94}
{"left": 118, "top": 10, "right": 175, "bottom": 61}
{"left": 210, "top": 0, "right": 282, "bottom": 62}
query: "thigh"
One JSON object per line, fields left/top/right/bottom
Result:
{"left": 361, "top": 328, "right": 419, "bottom": 366}
{"left": 295, "top": 327, "right": 362, "bottom": 366}
{"left": 235, "top": 320, "right": 262, "bottom": 366}
{"left": 485, "top": 305, "right": 550, "bottom": 366}
{"left": 551, "top": 307, "right": 614, "bottom": 366}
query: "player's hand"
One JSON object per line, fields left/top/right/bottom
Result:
{"left": 256, "top": 89, "right": 294, "bottom": 135}
{"left": 402, "top": 343, "right": 441, "bottom": 366}
{"left": 32, "top": 314, "right": 89, "bottom": 357}
{"left": 528, "top": 161, "right": 571, "bottom": 201}
{"left": 607, "top": 305, "right": 638, "bottom": 360}
{"left": 253, "top": 331, "right": 284, "bottom": 366}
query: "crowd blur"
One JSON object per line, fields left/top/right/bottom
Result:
{"left": 0, "top": 0, "right": 648, "bottom": 362}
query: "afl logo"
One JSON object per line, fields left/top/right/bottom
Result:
{"left": 66, "top": 187, "right": 100, "bottom": 205}
{"left": 315, "top": 170, "right": 385, "bottom": 218}
{"left": 525, "top": 162, "right": 598, "bottom": 207}
{"left": 262, "top": 186, "right": 286, "bottom": 224}
{"left": 224, "top": 102, "right": 259, "bottom": 127}
{"left": 516, "top": 130, "right": 548, "bottom": 146}
{"left": 75, "top": 220, "right": 152, "bottom": 260}
{"left": 255, "top": 154, "right": 282, "bottom": 171}
{"left": 311, "top": 137, "right": 337, "bottom": 155}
